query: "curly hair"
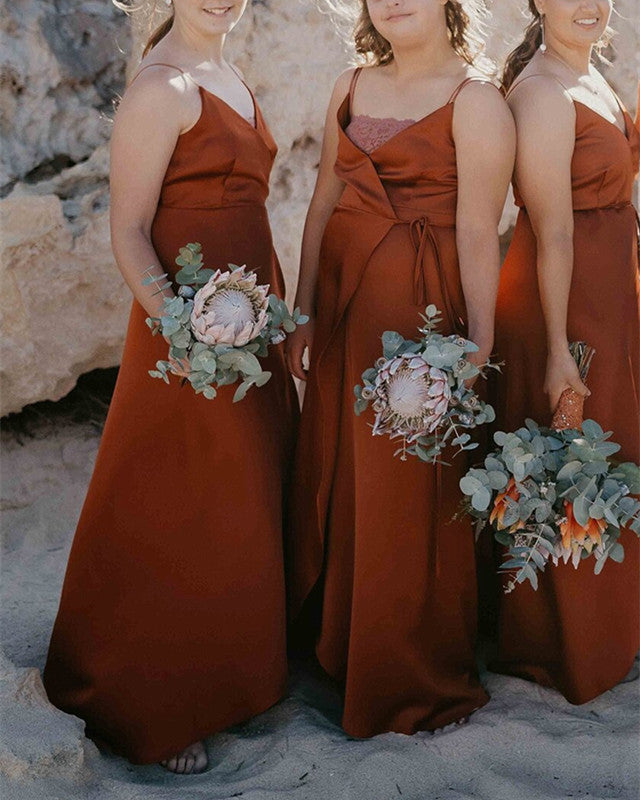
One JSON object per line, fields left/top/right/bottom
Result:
{"left": 112, "top": 0, "right": 173, "bottom": 57}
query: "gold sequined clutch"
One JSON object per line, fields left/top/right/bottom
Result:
{"left": 550, "top": 342, "right": 596, "bottom": 431}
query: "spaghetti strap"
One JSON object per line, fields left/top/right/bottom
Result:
{"left": 446, "top": 76, "right": 499, "bottom": 104}
{"left": 128, "top": 62, "right": 188, "bottom": 87}
{"left": 447, "top": 76, "right": 496, "bottom": 104}
{"left": 505, "top": 73, "right": 570, "bottom": 100}
{"left": 607, "top": 84, "right": 629, "bottom": 122}
{"left": 348, "top": 67, "right": 363, "bottom": 115}
{"left": 228, "top": 62, "right": 250, "bottom": 89}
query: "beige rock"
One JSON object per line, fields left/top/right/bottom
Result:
{"left": 0, "top": 650, "right": 96, "bottom": 782}
{"left": 0, "top": 0, "right": 130, "bottom": 416}
{"left": 0, "top": 191, "right": 130, "bottom": 416}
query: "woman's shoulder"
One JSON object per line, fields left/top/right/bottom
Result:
{"left": 506, "top": 59, "right": 573, "bottom": 107}
{"left": 505, "top": 64, "right": 576, "bottom": 138}
{"left": 332, "top": 67, "right": 359, "bottom": 95}
{"left": 454, "top": 69, "right": 502, "bottom": 98}
{"left": 451, "top": 68, "right": 509, "bottom": 119}
{"left": 115, "top": 59, "right": 201, "bottom": 136}
{"left": 124, "top": 59, "right": 197, "bottom": 108}
{"left": 118, "top": 58, "right": 201, "bottom": 126}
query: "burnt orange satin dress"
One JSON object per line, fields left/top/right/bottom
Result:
{"left": 491, "top": 78, "right": 640, "bottom": 703}
{"left": 44, "top": 67, "right": 297, "bottom": 764}
{"left": 288, "top": 71, "right": 491, "bottom": 738}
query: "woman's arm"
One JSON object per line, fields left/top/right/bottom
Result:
{"left": 453, "top": 81, "right": 515, "bottom": 364}
{"left": 285, "top": 69, "right": 354, "bottom": 381}
{"left": 109, "top": 68, "right": 200, "bottom": 319}
{"left": 509, "top": 77, "right": 589, "bottom": 410}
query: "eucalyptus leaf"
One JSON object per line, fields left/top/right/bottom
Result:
{"left": 471, "top": 486, "right": 492, "bottom": 512}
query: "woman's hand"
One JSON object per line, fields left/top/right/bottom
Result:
{"left": 286, "top": 315, "right": 315, "bottom": 381}
{"left": 544, "top": 346, "right": 590, "bottom": 412}
{"left": 465, "top": 341, "right": 493, "bottom": 389}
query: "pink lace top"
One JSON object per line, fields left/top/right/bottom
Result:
{"left": 346, "top": 114, "right": 417, "bottom": 155}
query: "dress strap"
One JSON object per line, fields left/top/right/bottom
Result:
{"left": 447, "top": 76, "right": 496, "bottom": 104}
{"left": 228, "top": 63, "right": 246, "bottom": 84}
{"left": 348, "top": 67, "right": 364, "bottom": 115}
{"left": 505, "top": 73, "right": 570, "bottom": 100}
{"left": 129, "top": 62, "right": 189, "bottom": 87}
{"left": 607, "top": 83, "right": 630, "bottom": 123}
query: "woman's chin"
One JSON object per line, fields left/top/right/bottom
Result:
{"left": 569, "top": 20, "right": 607, "bottom": 45}
{"left": 199, "top": 9, "right": 242, "bottom": 35}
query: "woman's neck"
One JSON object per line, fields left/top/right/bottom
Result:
{"left": 389, "top": 29, "right": 460, "bottom": 80}
{"left": 544, "top": 33, "right": 593, "bottom": 76}
{"left": 164, "top": 23, "right": 226, "bottom": 66}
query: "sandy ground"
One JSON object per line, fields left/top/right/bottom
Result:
{"left": 1, "top": 420, "right": 638, "bottom": 800}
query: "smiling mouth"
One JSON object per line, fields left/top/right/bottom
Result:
{"left": 203, "top": 6, "right": 232, "bottom": 16}
{"left": 574, "top": 17, "right": 600, "bottom": 27}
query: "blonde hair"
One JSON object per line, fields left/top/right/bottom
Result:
{"left": 323, "top": 0, "right": 490, "bottom": 67}
{"left": 112, "top": 0, "right": 174, "bottom": 58}
{"left": 502, "top": 0, "right": 614, "bottom": 91}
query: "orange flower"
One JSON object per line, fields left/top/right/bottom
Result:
{"left": 559, "top": 501, "right": 606, "bottom": 551}
{"left": 490, "top": 477, "right": 525, "bottom": 532}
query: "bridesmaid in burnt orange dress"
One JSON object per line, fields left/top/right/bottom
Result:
{"left": 43, "top": 0, "right": 296, "bottom": 773}
{"left": 491, "top": 0, "right": 640, "bottom": 702}
{"left": 286, "top": 0, "right": 514, "bottom": 737}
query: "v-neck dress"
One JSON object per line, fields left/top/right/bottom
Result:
{"left": 489, "top": 74, "right": 640, "bottom": 703}
{"left": 288, "top": 69, "right": 493, "bottom": 737}
{"left": 43, "top": 65, "right": 297, "bottom": 764}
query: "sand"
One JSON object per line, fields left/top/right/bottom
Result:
{"left": 1, "top": 420, "right": 638, "bottom": 800}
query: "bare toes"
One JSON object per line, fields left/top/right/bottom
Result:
{"left": 193, "top": 750, "right": 208, "bottom": 773}
{"left": 159, "top": 741, "right": 208, "bottom": 774}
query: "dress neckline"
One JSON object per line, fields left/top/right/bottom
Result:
{"left": 196, "top": 83, "right": 258, "bottom": 131}
{"left": 341, "top": 72, "right": 496, "bottom": 158}
{"left": 350, "top": 112, "right": 417, "bottom": 126}
{"left": 573, "top": 100, "right": 632, "bottom": 142}
{"left": 129, "top": 62, "right": 259, "bottom": 134}
{"left": 506, "top": 73, "right": 631, "bottom": 141}
{"left": 339, "top": 92, "right": 455, "bottom": 157}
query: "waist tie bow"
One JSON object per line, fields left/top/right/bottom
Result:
{"left": 408, "top": 215, "right": 464, "bottom": 334}
{"left": 408, "top": 216, "right": 462, "bottom": 579}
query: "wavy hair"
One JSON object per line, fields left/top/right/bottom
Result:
{"left": 322, "top": 0, "right": 490, "bottom": 68}
{"left": 502, "top": 0, "right": 614, "bottom": 91}
{"left": 112, "top": 0, "right": 174, "bottom": 58}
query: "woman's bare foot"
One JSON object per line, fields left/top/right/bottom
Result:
{"left": 160, "top": 740, "right": 208, "bottom": 774}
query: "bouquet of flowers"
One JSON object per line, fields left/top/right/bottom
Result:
{"left": 354, "top": 305, "right": 499, "bottom": 463}
{"left": 459, "top": 344, "right": 640, "bottom": 592}
{"left": 142, "top": 242, "right": 307, "bottom": 402}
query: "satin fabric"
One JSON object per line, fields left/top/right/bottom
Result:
{"left": 44, "top": 80, "right": 297, "bottom": 764}
{"left": 489, "top": 84, "right": 640, "bottom": 703}
{"left": 288, "top": 73, "right": 491, "bottom": 738}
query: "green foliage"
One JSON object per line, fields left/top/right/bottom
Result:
{"left": 354, "top": 305, "right": 498, "bottom": 464}
{"left": 458, "top": 415, "right": 640, "bottom": 592}
{"left": 143, "top": 242, "right": 307, "bottom": 402}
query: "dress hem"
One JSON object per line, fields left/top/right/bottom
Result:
{"left": 487, "top": 649, "right": 639, "bottom": 706}
{"left": 316, "top": 648, "right": 490, "bottom": 739}
{"left": 93, "top": 682, "right": 288, "bottom": 766}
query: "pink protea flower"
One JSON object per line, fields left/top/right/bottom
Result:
{"left": 190, "top": 266, "right": 269, "bottom": 347}
{"left": 371, "top": 354, "right": 451, "bottom": 441}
